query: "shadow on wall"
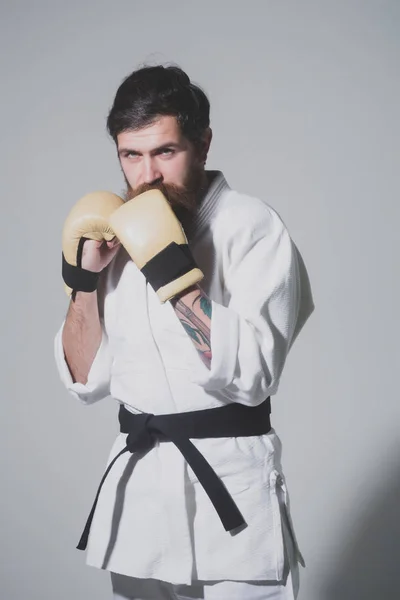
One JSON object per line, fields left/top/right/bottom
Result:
{"left": 320, "top": 451, "right": 400, "bottom": 599}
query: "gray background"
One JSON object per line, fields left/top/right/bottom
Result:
{"left": 1, "top": 1, "right": 399, "bottom": 599}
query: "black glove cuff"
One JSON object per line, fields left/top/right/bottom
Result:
{"left": 141, "top": 242, "right": 197, "bottom": 292}
{"left": 62, "top": 254, "right": 100, "bottom": 292}
{"left": 62, "top": 237, "right": 100, "bottom": 293}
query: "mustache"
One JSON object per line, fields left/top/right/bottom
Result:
{"left": 123, "top": 167, "right": 206, "bottom": 216}
{"left": 125, "top": 181, "right": 195, "bottom": 210}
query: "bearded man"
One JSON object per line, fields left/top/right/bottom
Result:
{"left": 55, "top": 64, "right": 314, "bottom": 600}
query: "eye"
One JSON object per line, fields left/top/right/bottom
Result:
{"left": 159, "top": 148, "right": 174, "bottom": 157}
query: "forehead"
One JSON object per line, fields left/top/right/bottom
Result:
{"left": 117, "top": 115, "right": 183, "bottom": 151}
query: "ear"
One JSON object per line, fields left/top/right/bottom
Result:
{"left": 200, "top": 127, "right": 213, "bottom": 163}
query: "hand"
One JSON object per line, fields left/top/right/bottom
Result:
{"left": 109, "top": 189, "right": 203, "bottom": 303}
{"left": 62, "top": 191, "right": 124, "bottom": 295}
{"left": 81, "top": 238, "right": 121, "bottom": 273}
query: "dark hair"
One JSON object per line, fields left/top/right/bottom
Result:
{"left": 107, "top": 65, "right": 210, "bottom": 145}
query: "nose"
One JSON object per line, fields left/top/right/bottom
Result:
{"left": 143, "top": 157, "right": 163, "bottom": 185}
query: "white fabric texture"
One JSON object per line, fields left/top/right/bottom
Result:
{"left": 54, "top": 171, "right": 314, "bottom": 586}
{"left": 111, "top": 484, "right": 299, "bottom": 599}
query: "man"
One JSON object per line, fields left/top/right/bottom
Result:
{"left": 55, "top": 64, "right": 314, "bottom": 600}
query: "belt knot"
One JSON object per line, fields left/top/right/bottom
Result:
{"left": 126, "top": 413, "right": 157, "bottom": 453}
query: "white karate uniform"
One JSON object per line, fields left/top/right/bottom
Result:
{"left": 110, "top": 481, "right": 300, "bottom": 599}
{"left": 54, "top": 171, "right": 314, "bottom": 597}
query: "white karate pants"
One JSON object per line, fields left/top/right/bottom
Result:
{"left": 111, "top": 487, "right": 300, "bottom": 600}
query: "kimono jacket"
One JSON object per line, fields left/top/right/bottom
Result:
{"left": 54, "top": 171, "right": 314, "bottom": 585}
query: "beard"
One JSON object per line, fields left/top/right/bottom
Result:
{"left": 123, "top": 164, "right": 207, "bottom": 224}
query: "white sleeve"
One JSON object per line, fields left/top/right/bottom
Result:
{"left": 192, "top": 204, "right": 314, "bottom": 405}
{"left": 54, "top": 319, "right": 113, "bottom": 405}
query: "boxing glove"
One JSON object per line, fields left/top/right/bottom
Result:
{"left": 109, "top": 189, "right": 204, "bottom": 303}
{"left": 62, "top": 191, "right": 124, "bottom": 296}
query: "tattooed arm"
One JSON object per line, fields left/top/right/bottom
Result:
{"left": 170, "top": 285, "right": 213, "bottom": 369}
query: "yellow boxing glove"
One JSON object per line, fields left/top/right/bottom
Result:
{"left": 109, "top": 189, "right": 204, "bottom": 302}
{"left": 62, "top": 191, "right": 124, "bottom": 297}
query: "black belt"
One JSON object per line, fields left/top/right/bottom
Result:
{"left": 77, "top": 397, "right": 271, "bottom": 551}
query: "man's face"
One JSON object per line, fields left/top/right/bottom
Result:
{"left": 117, "top": 115, "right": 210, "bottom": 218}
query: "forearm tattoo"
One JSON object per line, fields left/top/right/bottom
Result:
{"left": 172, "top": 288, "right": 213, "bottom": 369}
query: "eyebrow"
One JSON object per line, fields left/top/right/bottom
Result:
{"left": 118, "top": 142, "right": 181, "bottom": 156}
